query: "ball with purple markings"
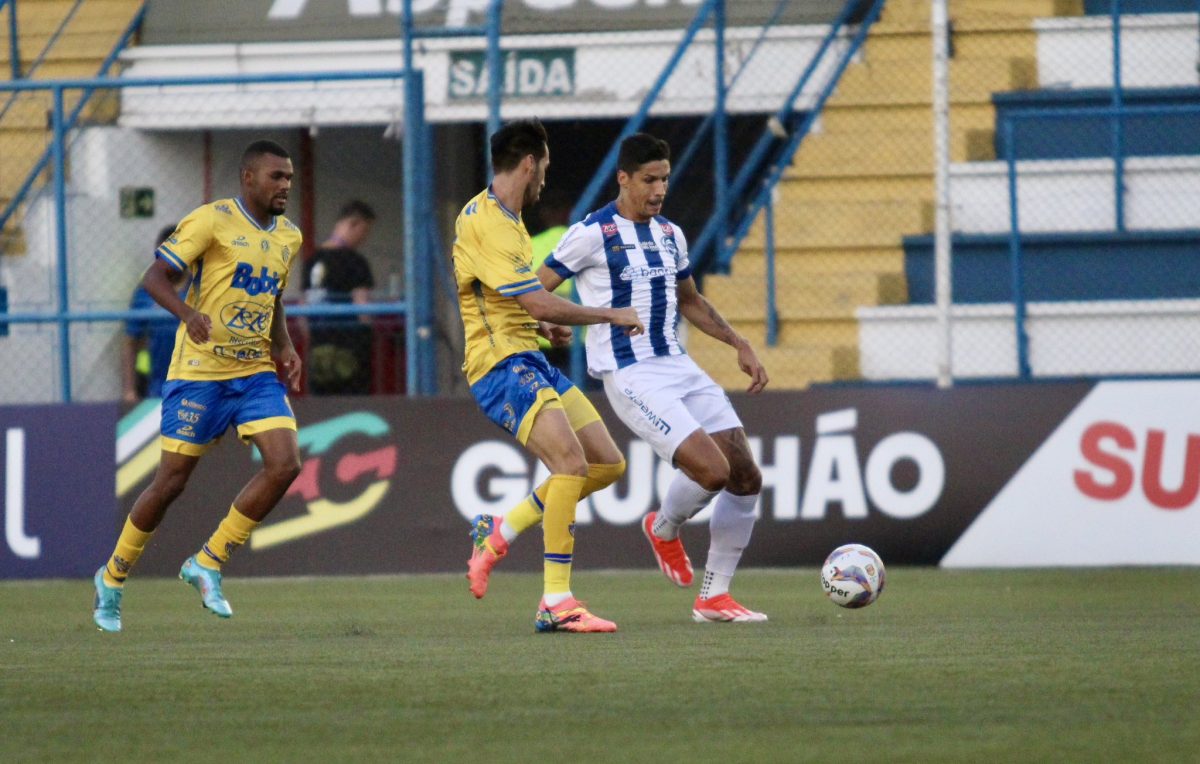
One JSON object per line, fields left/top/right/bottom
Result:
{"left": 821, "top": 543, "right": 886, "bottom": 609}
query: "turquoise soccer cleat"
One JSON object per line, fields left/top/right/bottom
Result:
{"left": 179, "top": 556, "right": 233, "bottom": 618}
{"left": 92, "top": 567, "right": 123, "bottom": 633}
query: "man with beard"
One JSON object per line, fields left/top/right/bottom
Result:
{"left": 451, "top": 119, "right": 642, "bottom": 633}
{"left": 92, "top": 140, "right": 304, "bottom": 632}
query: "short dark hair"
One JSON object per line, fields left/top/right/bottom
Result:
{"left": 240, "top": 140, "right": 290, "bottom": 173}
{"left": 490, "top": 118, "right": 549, "bottom": 174}
{"left": 337, "top": 199, "right": 376, "bottom": 222}
{"left": 618, "top": 133, "right": 670, "bottom": 175}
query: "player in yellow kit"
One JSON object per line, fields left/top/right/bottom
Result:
{"left": 92, "top": 140, "right": 304, "bottom": 633}
{"left": 453, "top": 119, "right": 643, "bottom": 632}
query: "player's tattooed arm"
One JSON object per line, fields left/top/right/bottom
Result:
{"left": 677, "top": 276, "right": 769, "bottom": 393}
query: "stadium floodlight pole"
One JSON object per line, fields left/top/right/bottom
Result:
{"left": 931, "top": 0, "right": 954, "bottom": 388}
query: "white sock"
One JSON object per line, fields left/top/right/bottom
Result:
{"left": 500, "top": 521, "right": 519, "bottom": 544}
{"left": 655, "top": 472, "right": 719, "bottom": 540}
{"left": 542, "top": 591, "right": 572, "bottom": 607}
{"left": 701, "top": 490, "right": 758, "bottom": 599}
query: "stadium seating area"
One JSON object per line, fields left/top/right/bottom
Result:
{"left": 0, "top": 0, "right": 142, "bottom": 251}
{"left": 693, "top": 0, "right": 1200, "bottom": 386}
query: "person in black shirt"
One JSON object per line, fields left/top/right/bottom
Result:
{"left": 302, "top": 200, "right": 377, "bottom": 394}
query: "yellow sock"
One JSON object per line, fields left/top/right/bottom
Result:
{"left": 103, "top": 517, "right": 154, "bottom": 588}
{"left": 506, "top": 461, "right": 624, "bottom": 538}
{"left": 542, "top": 474, "right": 586, "bottom": 597}
{"left": 196, "top": 505, "right": 259, "bottom": 571}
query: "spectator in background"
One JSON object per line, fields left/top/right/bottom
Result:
{"left": 122, "top": 224, "right": 188, "bottom": 403}
{"left": 529, "top": 189, "right": 574, "bottom": 372}
{"left": 302, "top": 200, "right": 376, "bottom": 395}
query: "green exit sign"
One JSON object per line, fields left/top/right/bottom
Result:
{"left": 449, "top": 49, "right": 575, "bottom": 100}
{"left": 120, "top": 187, "right": 155, "bottom": 219}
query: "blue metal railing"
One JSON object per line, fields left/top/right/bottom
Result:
{"left": 0, "top": 3, "right": 145, "bottom": 233}
{"left": 2, "top": 0, "right": 18, "bottom": 81}
{"left": 1001, "top": 101, "right": 1200, "bottom": 378}
{"left": 0, "top": 70, "right": 416, "bottom": 403}
{"left": 401, "top": 0, "right": 502, "bottom": 394}
{"left": 699, "top": 0, "right": 886, "bottom": 277}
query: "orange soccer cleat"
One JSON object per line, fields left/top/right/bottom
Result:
{"left": 467, "top": 514, "right": 508, "bottom": 599}
{"left": 534, "top": 596, "right": 617, "bottom": 633}
{"left": 692, "top": 593, "right": 768, "bottom": 623}
{"left": 641, "top": 511, "right": 694, "bottom": 587}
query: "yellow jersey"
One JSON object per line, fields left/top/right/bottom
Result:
{"left": 451, "top": 187, "right": 543, "bottom": 384}
{"left": 156, "top": 198, "right": 303, "bottom": 381}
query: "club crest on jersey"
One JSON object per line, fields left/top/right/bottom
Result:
{"left": 601, "top": 222, "right": 619, "bottom": 237}
{"left": 662, "top": 238, "right": 678, "bottom": 258}
{"left": 261, "top": 239, "right": 271, "bottom": 252}
{"left": 230, "top": 262, "right": 282, "bottom": 296}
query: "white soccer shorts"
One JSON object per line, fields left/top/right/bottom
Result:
{"left": 601, "top": 354, "right": 743, "bottom": 463}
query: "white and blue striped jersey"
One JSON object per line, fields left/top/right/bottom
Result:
{"left": 544, "top": 201, "right": 693, "bottom": 377}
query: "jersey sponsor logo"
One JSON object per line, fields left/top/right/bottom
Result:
{"left": 230, "top": 262, "right": 282, "bottom": 296}
{"left": 464, "top": 201, "right": 478, "bottom": 216}
{"left": 231, "top": 235, "right": 250, "bottom": 248}
{"left": 175, "top": 424, "right": 195, "bottom": 437}
{"left": 177, "top": 410, "right": 201, "bottom": 424}
{"left": 221, "top": 301, "right": 273, "bottom": 338}
{"left": 180, "top": 398, "right": 207, "bottom": 411}
{"left": 638, "top": 241, "right": 660, "bottom": 252}
{"left": 215, "top": 203, "right": 232, "bottom": 215}
{"left": 601, "top": 222, "right": 618, "bottom": 237}
{"left": 622, "top": 386, "right": 671, "bottom": 435}
{"left": 619, "top": 264, "right": 674, "bottom": 282}
{"left": 213, "top": 345, "right": 267, "bottom": 361}
{"left": 660, "top": 222, "right": 674, "bottom": 236}
{"left": 283, "top": 219, "right": 299, "bottom": 231}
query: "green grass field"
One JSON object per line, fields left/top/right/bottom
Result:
{"left": 1, "top": 567, "right": 1196, "bottom": 763}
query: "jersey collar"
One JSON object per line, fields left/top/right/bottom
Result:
{"left": 486, "top": 185, "right": 521, "bottom": 224}
{"left": 234, "top": 197, "right": 278, "bottom": 232}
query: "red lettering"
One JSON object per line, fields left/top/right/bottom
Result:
{"left": 1141, "top": 430, "right": 1200, "bottom": 510}
{"left": 1074, "top": 422, "right": 1135, "bottom": 500}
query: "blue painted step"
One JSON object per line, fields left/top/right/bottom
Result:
{"left": 902, "top": 230, "right": 1200, "bottom": 303}
{"left": 993, "top": 88, "right": 1200, "bottom": 160}
{"left": 1085, "top": 0, "right": 1197, "bottom": 13}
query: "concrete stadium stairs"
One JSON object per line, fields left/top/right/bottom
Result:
{"left": 689, "top": 0, "right": 1084, "bottom": 389}
{"left": 0, "top": 0, "right": 142, "bottom": 252}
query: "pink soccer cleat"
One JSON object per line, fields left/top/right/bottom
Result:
{"left": 641, "top": 511, "right": 693, "bottom": 587}
{"left": 534, "top": 596, "right": 617, "bottom": 633}
{"left": 692, "top": 593, "right": 768, "bottom": 623}
{"left": 467, "top": 514, "right": 508, "bottom": 599}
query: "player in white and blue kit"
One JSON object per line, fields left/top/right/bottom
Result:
{"left": 541, "top": 133, "right": 771, "bottom": 623}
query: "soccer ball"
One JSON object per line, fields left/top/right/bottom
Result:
{"left": 821, "top": 544, "right": 886, "bottom": 609}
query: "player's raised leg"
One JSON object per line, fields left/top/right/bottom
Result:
{"left": 692, "top": 427, "right": 766, "bottom": 623}
{"left": 467, "top": 386, "right": 624, "bottom": 599}
{"left": 93, "top": 451, "right": 200, "bottom": 632}
{"left": 644, "top": 428, "right": 730, "bottom": 587}
{"left": 182, "top": 424, "right": 300, "bottom": 618}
